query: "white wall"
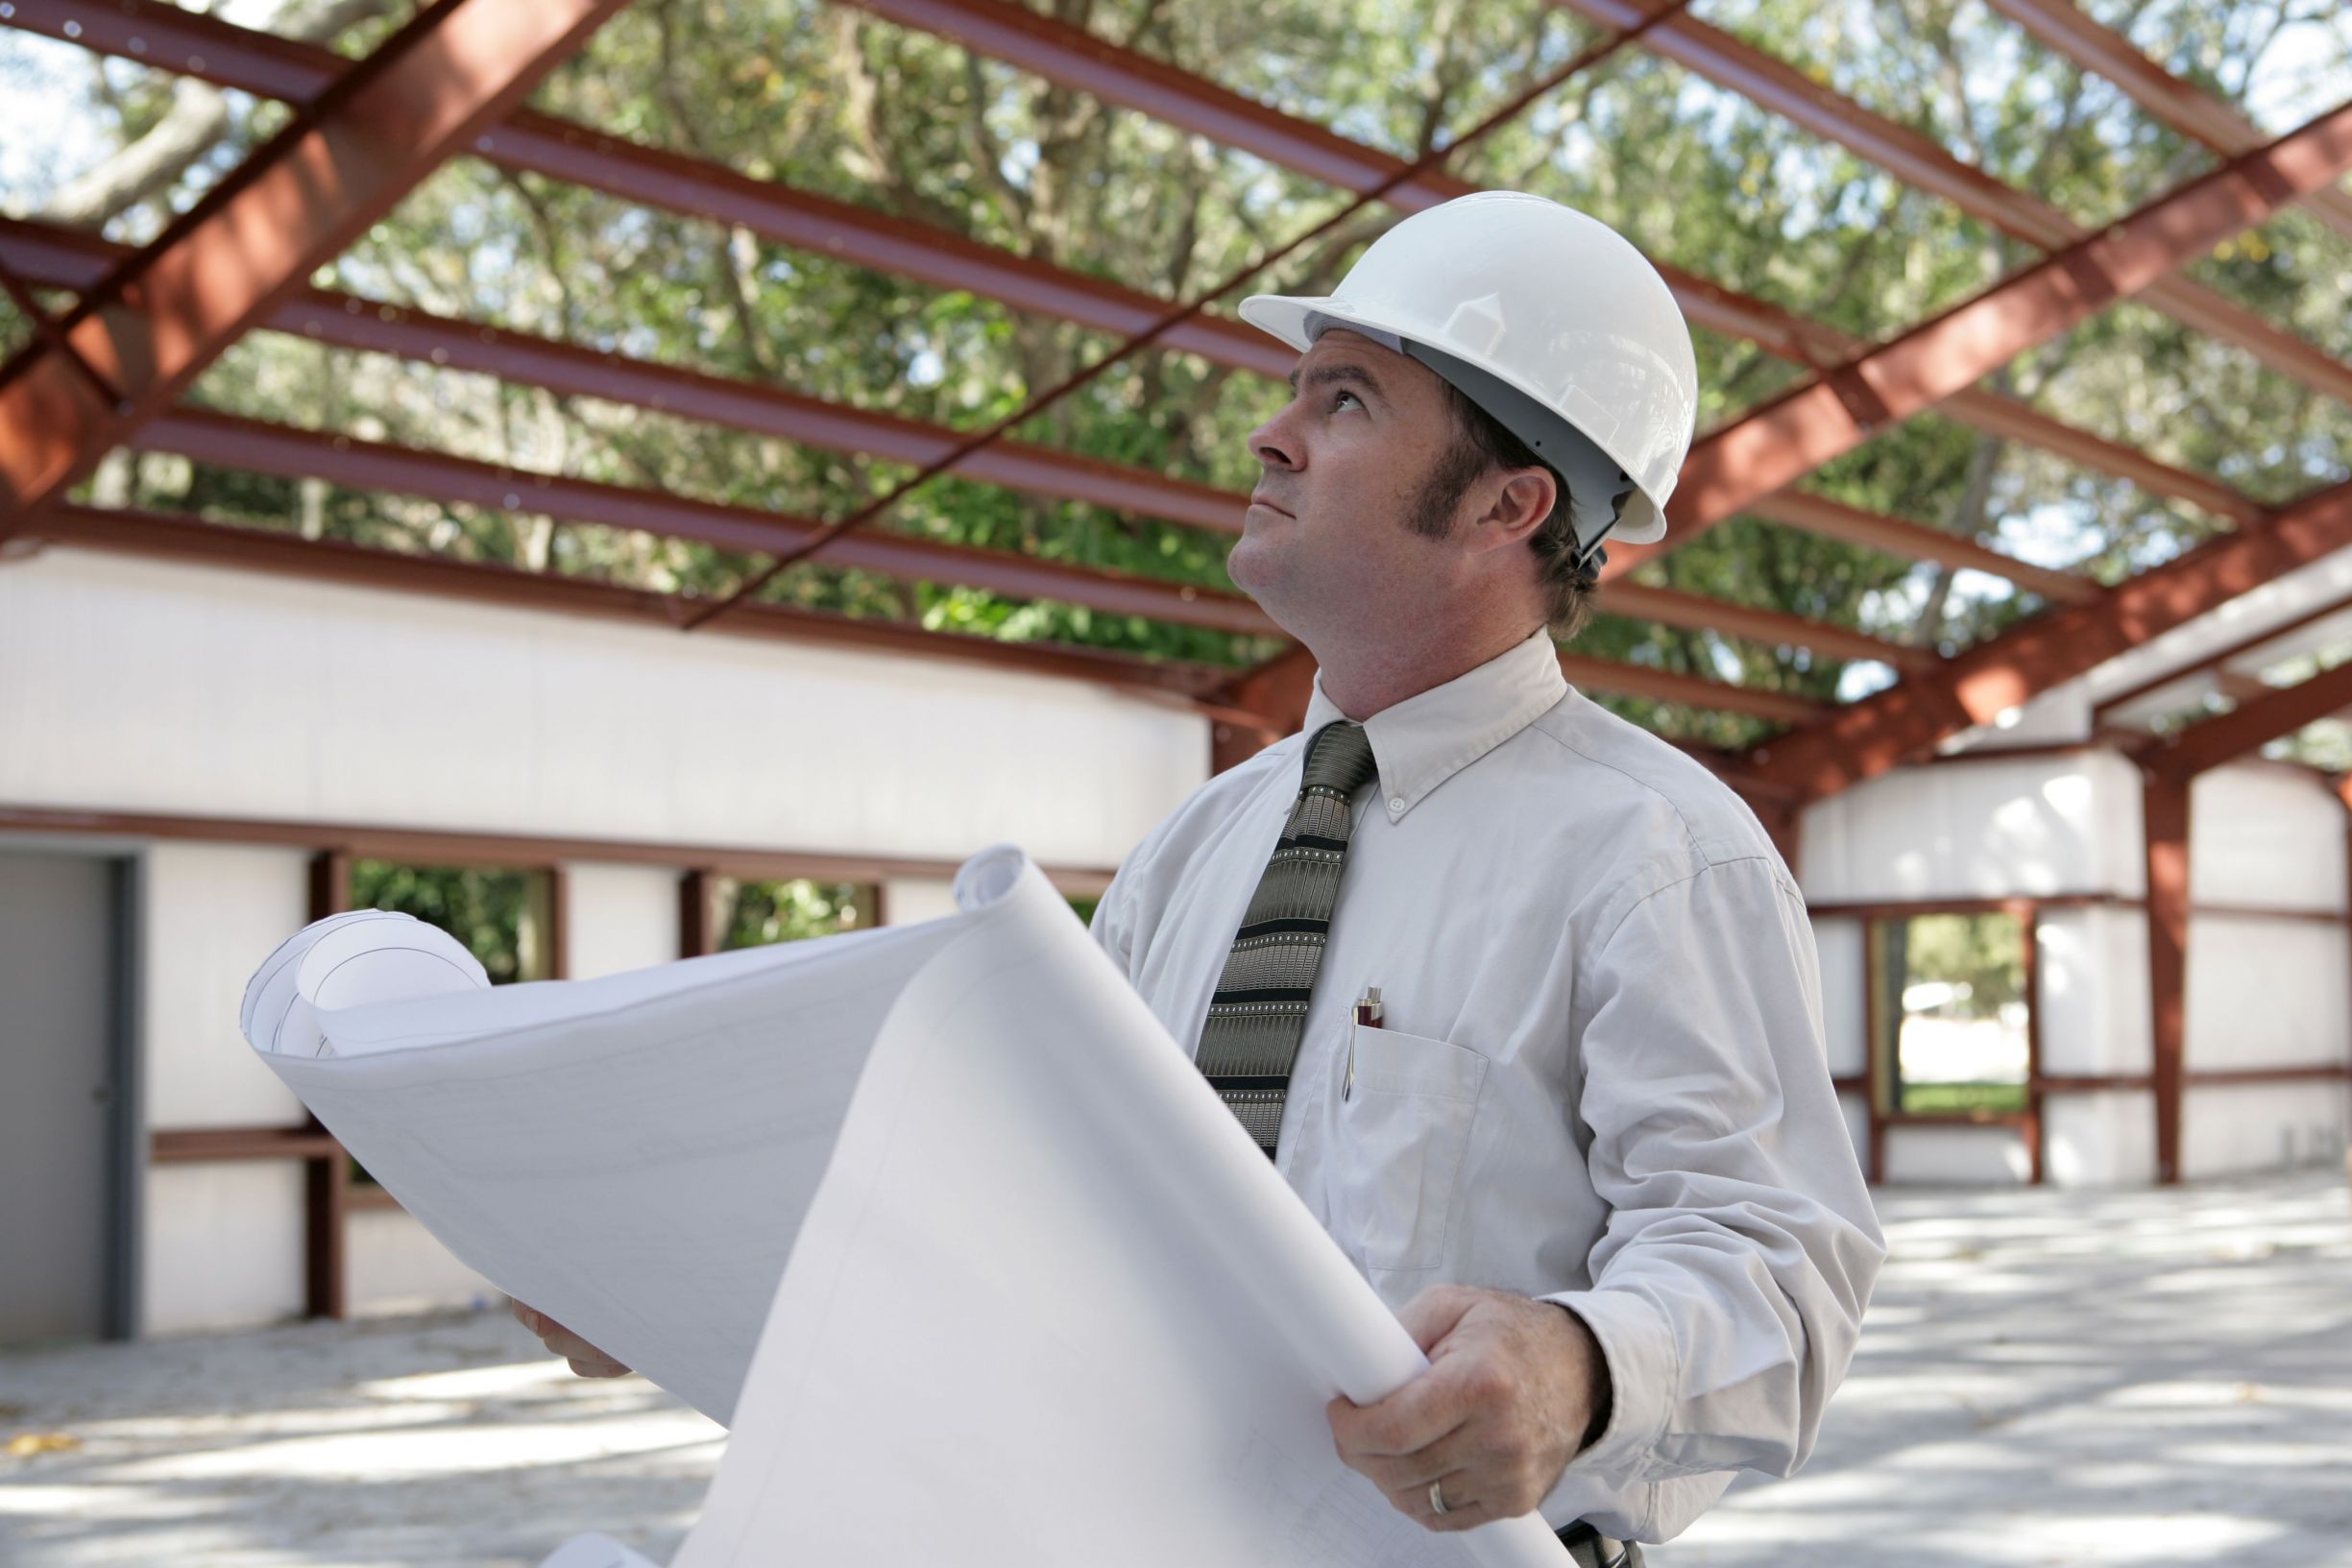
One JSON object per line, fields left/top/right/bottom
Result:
{"left": 2043, "top": 1090, "right": 2157, "bottom": 1187}
{"left": 0, "top": 548, "right": 1207, "bottom": 872}
{"left": 563, "top": 862, "right": 682, "bottom": 978}
{"left": 2185, "top": 915, "right": 2351, "bottom": 1073}
{"left": 1802, "top": 752, "right": 2349, "bottom": 1187}
{"left": 142, "top": 1162, "right": 306, "bottom": 1335}
{"left": 1879, "top": 1125, "right": 2031, "bottom": 1185}
{"left": 2035, "top": 905, "right": 2152, "bottom": 1078}
{"left": 143, "top": 842, "right": 312, "bottom": 1130}
{"left": 1799, "top": 750, "right": 2144, "bottom": 903}
{"left": 2190, "top": 766, "right": 2348, "bottom": 912}
{"left": 881, "top": 877, "right": 962, "bottom": 928}
{"left": 347, "top": 1206, "right": 498, "bottom": 1316}
{"left": 2183, "top": 1083, "right": 2351, "bottom": 1179}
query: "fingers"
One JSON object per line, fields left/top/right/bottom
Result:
{"left": 509, "top": 1298, "right": 633, "bottom": 1379}
{"left": 1396, "top": 1284, "right": 1484, "bottom": 1357}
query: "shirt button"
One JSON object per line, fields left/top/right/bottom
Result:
{"left": 1389, "top": 798, "right": 1405, "bottom": 813}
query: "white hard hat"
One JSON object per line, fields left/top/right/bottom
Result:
{"left": 1240, "top": 191, "right": 1699, "bottom": 553}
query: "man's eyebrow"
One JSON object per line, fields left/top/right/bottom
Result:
{"left": 1286, "top": 361, "right": 1392, "bottom": 409}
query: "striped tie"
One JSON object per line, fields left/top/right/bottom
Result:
{"left": 1197, "top": 720, "right": 1379, "bottom": 1156}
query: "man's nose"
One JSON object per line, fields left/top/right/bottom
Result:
{"left": 1249, "top": 409, "right": 1302, "bottom": 471}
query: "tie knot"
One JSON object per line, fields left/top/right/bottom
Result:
{"left": 1300, "top": 721, "right": 1377, "bottom": 800}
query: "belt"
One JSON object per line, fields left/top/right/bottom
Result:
{"left": 1556, "top": 1520, "right": 1637, "bottom": 1568}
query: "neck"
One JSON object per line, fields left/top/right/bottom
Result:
{"left": 1309, "top": 610, "right": 1545, "bottom": 721}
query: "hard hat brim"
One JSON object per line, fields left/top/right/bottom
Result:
{"left": 1237, "top": 291, "right": 1669, "bottom": 545}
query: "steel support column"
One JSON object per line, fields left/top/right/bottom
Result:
{"left": 2141, "top": 768, "right": 2191, "bottom": 1185}
{"left": 0, "top": 0, "right": 634, "bottom": 523}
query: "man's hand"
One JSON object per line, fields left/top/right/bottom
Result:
{"left": 1328, "top": 1285, "right": 1611, "bottom": 1532}
{"left": 510, "top": 1298, "right": 632, "bottom": 1380}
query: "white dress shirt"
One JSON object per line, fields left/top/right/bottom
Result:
{"left": 1090, "top": 629, "right": 1884, "bottom": 1544}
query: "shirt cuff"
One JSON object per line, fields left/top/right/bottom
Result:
{"left": 1540, "top": 1286, "right": 1678, "bottom": 1481}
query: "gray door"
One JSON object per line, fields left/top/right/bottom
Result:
{"left": 0, "top": 852, "right": 120, "bottom": 1345}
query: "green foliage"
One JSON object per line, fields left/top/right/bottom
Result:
{"left": 720, "top": 879, "right": 874, "bottom": 947}
{"left": 1902, "top": 911, "right": 2026, "bottom": 1015}
{"left": 350, "top": 860, "right": 550, "bottom": 984}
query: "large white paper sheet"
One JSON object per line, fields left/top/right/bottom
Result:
{"left": 246, "top": 907, "right": 963, "bottom": 1422}
{"left": 242, "top": 847, "right": 1566, "bottom": 1566}
{"left": 665, "top": 849, "right": 1565, "bottom": 1568}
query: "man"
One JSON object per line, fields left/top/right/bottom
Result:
{"left": 522, "top": 191, "right": 1881, "bottom": 1563}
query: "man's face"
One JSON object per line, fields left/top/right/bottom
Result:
{"left": 1226, "top": 330, "right": 1471, "bottom": 632}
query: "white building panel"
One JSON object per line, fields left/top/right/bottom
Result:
{"left": 2034, "top": 905, "right": 2152, "bottom": 1077}
{"left": 2190, "top": 767, "right": 2349, "bottom": 912}
{"left": 2043, "top": 1090, "right": 2157, "bottom": 1187}
{"left": 562, "top": 862, "right": 681, "bottom": 978}
{"left": 1797, "top": 751, "right": 2142, "bottom": 903}
{"left": 141, "top": 1162, "right": 305, "bottom": 1336}
{"left": 1879, "top": 1125, "right": 2032, "bottom": 1185}
{"left": 2181, "top": 1083, "right": 2350, "bottom": 1179}
{"left": 0, "top": 548, "right": 1205, "bottom": 872}
{"left": 882, "top": 878, "right": 962, "bottom": 928}
{"left": 1810, "top": 917, "right": 1866, "bottom": 1079}
{"left": 2184, "top": 915, "right": 2351, "bottom": 1072}
{"left": 348, "top": 1206, "right": 498, "bottom": 1316}
{"left": 142, "top": 843, "right": 310, "bottom": 1131}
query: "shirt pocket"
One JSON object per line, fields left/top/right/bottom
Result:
{"left": 1327, "top": 1025, "right": 1490, "bottom": 1274}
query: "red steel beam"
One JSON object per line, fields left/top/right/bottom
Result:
{"left": 2146, "top": 656, "right": 2352, "bottom": 780}
{"left": 1614, "top": 98, "right": 2352, "bottom": 578}
{"left": 1985, "top": 0, "right": 2352, "bottom": 245}
{"left": 0, "top": 0, "right": 634, "bottom": 521}
{"left": 839, "top": 0, "right": 2277, "bottom": 519}
{"left": 1600, "top": 579, "right": 1936, "bottom": 672}
{"left": 1, "top": 217, "right": 1976, "bottom": 670}
{"left": 0, "top": 0, "right": 1290, "bottom": 379}
{"left": 1743, "top": 488, "right": 2100, "bottom": 604}
{"left": 126, "top": 408, "right": 1278, "bottom": 636}
{"left": 1557, "top": 0, "right": 2352, "bottom": 407}
{"left": 2094, "top": 588, "right": 2352, "bottom": 722}
{"left": 0, "top": 219, "right": 1247, "bottom": 535}
{"left": 1744, "top": 475, "right": 2352, "bottom": 803}
{"left": 3, "top": 0, "right": 2267, "bottom": 524}
{"left": 1556, "top": 652, "right": 1825, "bottom": 724}
{"left": 29, "top": 503, "right": 1231, "bottom": 695}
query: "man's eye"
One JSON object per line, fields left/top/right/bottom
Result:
{"left": 1332, "top": 390, "right": 1363, "bottom": 411}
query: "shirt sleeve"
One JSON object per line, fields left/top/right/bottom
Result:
{"left": 1541, "top": 855, "right": 1885, "bottom": 1488}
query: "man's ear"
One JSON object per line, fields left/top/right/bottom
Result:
{"left": 1466, "top": 468, "right": 1556, "bottom": 555}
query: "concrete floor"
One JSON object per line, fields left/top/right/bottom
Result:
{"left": 3, "top": 1168, "right": 2347, "bottom": 1567}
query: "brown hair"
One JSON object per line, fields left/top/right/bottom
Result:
{"left": 1417, "top": 380, "right": 1602, "bottom": 639}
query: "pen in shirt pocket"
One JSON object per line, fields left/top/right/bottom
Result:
{"left": 1346, "top": 986, "right": 1383, "bottom": 1099}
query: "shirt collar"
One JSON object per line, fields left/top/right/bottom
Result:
{"left": 1298, "top": 630, "right": 1567, "bottom": 823}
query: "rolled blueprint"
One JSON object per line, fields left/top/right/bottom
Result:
{"left": 242, "top": 848, "right": 1567, "bottom": 1566}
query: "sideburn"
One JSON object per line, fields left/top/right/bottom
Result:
{"left": 1402, "top": 437, "right": 1491, "bottom": 543}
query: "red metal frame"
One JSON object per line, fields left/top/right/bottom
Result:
{"left": 1743, "top": 489, "right": 2098, "bottom": 605}
{"left": 1611, "top": 96, "right": 2352, "bottom": 578}
{"left": 1984, "top": 0, "right": 2352, "bottom": 245}
{"left": 4, "top": 0, "right": 2272, "bottom": 529}
{"left": 5, "top": 214, "right": 2053, "bottom": 663}
{"left": 1745, "top": 477, "right": 2352, "bottom": 803}
{"left": 0, "top": 0, "right": 635, "bottom": 522}
{"left": 2094, "top": 589, "right": 2352, "bottom": 725}
{"left": 1554, "top": 0, "right": 2352, "bottom": 406}
{"left": 2143, "top": 657, "right": 2352, "bottom": 782}
{"left": 126, "top": 409, "right": 1276, "bottom": 636}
